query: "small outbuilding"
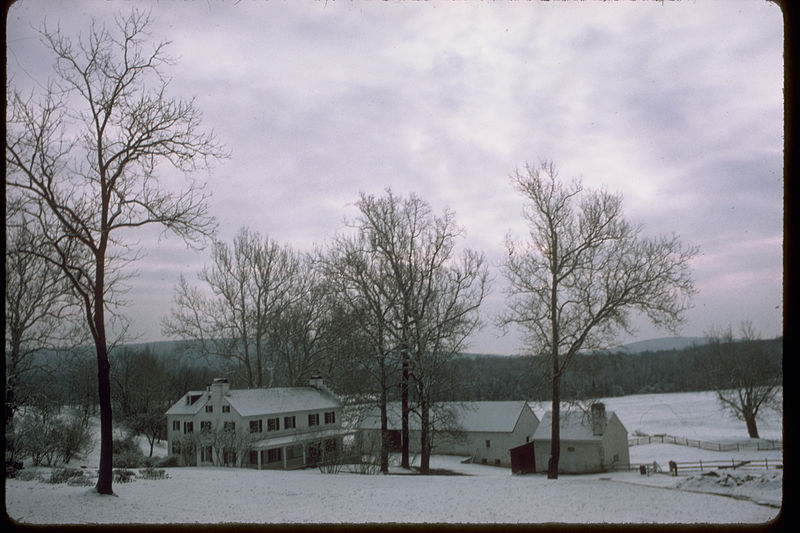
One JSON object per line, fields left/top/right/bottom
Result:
{"left": 356, "top": 401, "right": 539, "bottom": 467}
{"left": 531, "top": 402, "right": 629, "bottom": 474}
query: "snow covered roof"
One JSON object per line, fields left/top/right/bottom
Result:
{"left": 166, "top": 386, "right": 340, "bottom": 417}
{"left": 165, "top": 390, "right": 208, "bottom": 416}
{"left": 251, "top": 428, "right": 354, "bottom": 449}
{"left": 532, "top": 409, "right": 622, "bottom": 442}
{"left": 227, "top": 387, "right": 340, "bottom": 416}
{"left": 357, "top": 401, "right": 534, "bottom": 433}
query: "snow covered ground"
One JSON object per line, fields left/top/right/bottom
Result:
{"left": 5, "top": 390, "right": 783, "bottom": 525}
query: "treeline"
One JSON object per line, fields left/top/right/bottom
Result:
{"left": 441, "top": 337, "right": 783, "bottom": 402}
{"left": 18, "top": 336, "right": 781, "bottom": 409}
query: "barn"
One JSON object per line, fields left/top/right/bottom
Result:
{"left": 356, "top": 401, "right": 539, "bottom": 467}
{"left": 531, "top": 402, "right": 629, "bottom": 474}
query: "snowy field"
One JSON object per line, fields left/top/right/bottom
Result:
{"left": 5, "top": 390, "right": 783, "bottom": 525}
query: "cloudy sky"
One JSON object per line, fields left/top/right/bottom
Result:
{"left": 7, "top": 0, "right": 783, "bottom": 355}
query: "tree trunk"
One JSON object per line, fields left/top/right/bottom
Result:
{"left": 548, "top": 373, "right": 560, "bottom": 479}
{"left": 379, "top": 359, "right": 389, "bottom": 473}
{"left": 419, "top": 399, "right": 430, "bottom": 474}
{"left": 745, "top": 412, "right": 760, "bottom": 439}
{"left": 94, "top": 311, "right": 115, "bottom": 495}
{"left": 401, "top": 349, "right": 410, "bottom": 469}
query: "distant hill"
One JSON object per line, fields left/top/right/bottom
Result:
{"left": 609, "top": 337, "right": 709, "bottom": 354}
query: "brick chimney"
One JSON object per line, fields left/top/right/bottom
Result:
{"left": 591, "top": 402, "right": 607, "bottom": 436}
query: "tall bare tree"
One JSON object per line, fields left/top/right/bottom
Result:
{"left": 268, "top": 257, "right": 342, "bottom": 386}
{"left": 704, "top": 323, "right": 782, "bottom": 439}
{"left": 352, "top": 190, "right": 488, "bottom": 472}
{"left": 5, "top": 11, "right": 226, "bottom": 494}
{"left": 321, "top": 230, "right": 402, "bottom": 473}
{"left": 500, "top": 161, "right": 697, "bottom": 479}
{"left": 408, "top": 249, "right": 489, "bottom": 473}
{"left": 162, "top": 227, "right": 300, "bottom": 387}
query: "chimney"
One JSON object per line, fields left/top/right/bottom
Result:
{"left": 211, "top": 377, "right": 230, "bottom": 397}
{"left": 591, "top": 402, "right": 607, "bottom": 436}
{"left": 308, "top": 374, "right": 333, "bottom": 395}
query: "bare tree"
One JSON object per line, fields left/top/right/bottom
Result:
{"left": 162, "top": 227, "right": 299, "bottom": 388}
{"left": 321, "top": 232, "right": 402, "bottom": 473}
{"left": 500, "top": 161, "right": 697, "bottom": 479}
{"left": 268, "top": 258, "right": 342, "bottom": 386}
{"left": 5, "top": 218, "right": 81, "bottom": 434}
{"left": 704, "top": 323, "right": 782, "bottom": 439}
{"left": 352, "top": 190, "right": 488, "bottom": 472}
{"left": 110, "top": 347, "right": 174, "bottom": 456}
{"left": 408, "top": 249, "right": 489, "bottom": 473}
{"left": 5, "top": 11, "right": 226, "bottom": 494}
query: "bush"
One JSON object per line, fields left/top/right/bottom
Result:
{"left": 158, "top": 455, "right": 179, "bottom": 468}
{"left": 138, "top": 467, "right": 168, "bottom": 480}
{"left": 113, "top": 469, "right": 136, "bottom": 483}
{"left": 5, "top": 460, "right": 24, "bottom": 479}
{"left": 48, "top": 467, "right": 91, "bottom": 485}
{"left": 16, "top": 469, "right": 44, "bottom": 482}
{"left": 113, "top": 436, "right": 144, "bottom": 468}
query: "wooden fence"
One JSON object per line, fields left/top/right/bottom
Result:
{"left": 624, "top": 458, "right": 783, "bottom": 476}
{"left": 668, "top": 458, "right": 783, "bottom": 474}
{"left": 627, "top": 434, "right": 782, "bottom": 452}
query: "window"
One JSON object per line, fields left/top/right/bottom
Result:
{"left": 224, "top": 421, "right": 235, "bottom": 432}
{"left": 324, "top": 411, "right": 336, "bottom": 424}
{"left": 201, "top": 446, "right": 213, "bottom": 462}
{"left": 172, "top": 420, "right": 180, "bottom": 431}
{"left": 267, "top": 448, "right": 282, "bottom": 463}
{"left": 222, "top": 405, "right": 230, "bottom": 413}
{"left": 485, "top": 439, "right": 491, "bottom": 448}
{"left": 267, "top": 417, "right": 279, "bottom": 431}
{"left": 184, "top": 421, "right": 194, "bottom": 434}
{"left": 250, "top": 420, "right": 263, "bottom": 433}
{"left": 284, "top": 416, "right": 296, "bottom": 429}
{"left": 172, "top": 441, "right": 181, "bottom": 454}
{"left": 201, "top": 421, "right": 212, "bottom": 432}
{"left": 205, "top": 405, "right": 213, "bottom": 413}
{"left": 308, "top": 413, "right": 320, "bottom": 426}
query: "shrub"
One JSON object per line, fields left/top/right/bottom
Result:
{"left": 113, "top": 469, "right": 136, "bottom": 483}
{"left": 5, "top": 460, "right": 24, "bottom": 479}
{"left": 138, "top": 467, "right": 167, "bottom": 480}
{"left": 16, "top": 469, "right": 44, "bottom": 482}
{"left": 113, "top": 436, "right": 144, "bottom": 468}
{"left": 48, "top": 467, "right": 90, "bottom": 485}
{"left": 158, "top": 455, "right": 179, "bottom": 468}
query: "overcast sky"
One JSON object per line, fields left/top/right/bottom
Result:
{"left": 6, "top": 0, "right": 783, "bottom": 355}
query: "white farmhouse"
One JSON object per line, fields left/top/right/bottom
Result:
{"left": 356, "top": 401, "right": 539, "bottom": 467}
{"left": 165, "top": 376, "right": 347, "bottom": 469}
{"left": 531, "top": 402, "right": 629, "bottom": 474}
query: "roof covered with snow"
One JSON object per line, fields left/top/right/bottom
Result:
{"left": 166, "top": 386, "right": 340, "bottom": 417}
{"left": 532, "top": 409, "right": 623, "bottom": 442}
{"left": 357, "top": 401, "right": 534, "bottom": 433}
{"left": 227, "top": 387, "right": 340, "bottom": 416}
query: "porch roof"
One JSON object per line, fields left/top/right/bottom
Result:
{"left": 251, "top": 428, "right": 354, "bottom": 449}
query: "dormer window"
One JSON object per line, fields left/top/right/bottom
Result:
{"left": 205, "top": 405, "right": 213, "bottom": 413}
